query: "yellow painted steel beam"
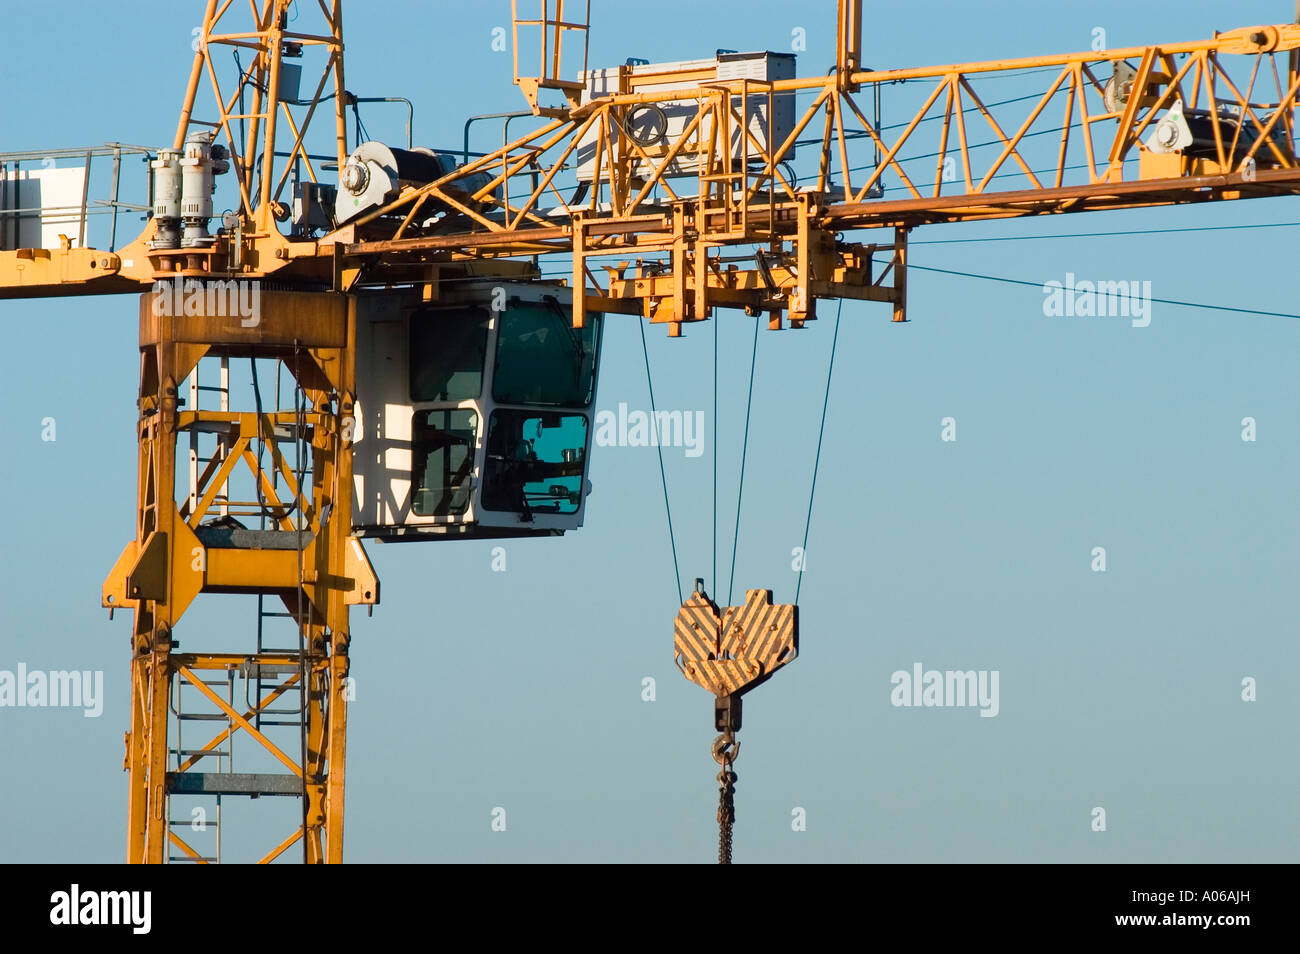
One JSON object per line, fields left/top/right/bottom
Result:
{"left": 846, "top": 25, "right": 1300, "bottom": 86}
{"left": 205, "top": 548, "right": 302, "bottom": 591}
{"left": 168, "top": 830, "right": 209, "bottom": 864}
{"left": 0, "top": 244, "right": 120, "bottom": 289}
{"left": 177, "top": 666, "right": 304, "bottom": 777}
{"left": 824, "top": 165, "right": 1300, "bottom": 226}
{"left": 259, "top": 827, "right": 304, "bottom": 864}
{"left": 15, "top": 0, "right": 1300, "bottom": 866}
{"left": 172, "top": 653, "right": 304, "bottom": 668}
{"left": 7, "top": 12, "right": 1300, "bottom": 319}
{"left": 175, "top": 672, "right": 303, "bottom": 773}
{"left": 115, "top": 288, "right": 364, "bottom": 862}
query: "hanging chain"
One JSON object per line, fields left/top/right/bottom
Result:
{"left": 715, "top": 742, "right": 738, "bottom": 865}
{"left": 711, "top": 701, "right": 741, "bottom": 865}
{"left": 676, "top": 590, "right": 795, "bottom": 864}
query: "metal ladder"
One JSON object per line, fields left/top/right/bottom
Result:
{"left": 163, "top": 356, "right": 312, "bottom": 862}
{"left": 188, "top": 356, "right": 231, "bottom": 518}
{"left": 254, "top": 359, "right": 309, "bottom": 731}
{"left": 166, "top": 669, "right": 233, "bottom": 864}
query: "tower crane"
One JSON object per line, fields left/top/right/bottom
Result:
{"left": 3, "top": 0, "right": 1300, "bottom": 863}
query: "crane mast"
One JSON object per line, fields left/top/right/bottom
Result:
{"left": 2, "top": 0, "right": 1299, "bottom": 862}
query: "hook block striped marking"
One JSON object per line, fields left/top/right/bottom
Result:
{"left": 674, "top": 589, "right": 798, "bottom": 697}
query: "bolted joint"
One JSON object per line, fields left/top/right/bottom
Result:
{"left": 151, "top": 625, "right": 175, "bottom": 654}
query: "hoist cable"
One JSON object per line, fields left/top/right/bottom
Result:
{"left": 640, "top": 319, "right": 683, "bottom": 604}
{"left": 713, "top": 313, "right": 718, "bottom": 596}
{"left": 912, "top": 221, "right": 1300, "bottom": 247}
{"left": 909, "top": 264, "right": 1300, "bottom": 320}
{"left": 795, "top": 298, "right": 843, "bottom": 606}
{"left": 727, "top": 315, "right": 760, "bottom": 607}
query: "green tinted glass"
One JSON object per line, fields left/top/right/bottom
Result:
{"left": 491, "top": 300, "right": 600, "bottom": 406}
{"left": 410, "top": 306, "right": 489, "bottom": 402}
{"left": 481, "top": 410, "right": 587, "bottom": 516}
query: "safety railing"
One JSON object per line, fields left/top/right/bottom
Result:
{"left": 0, "top": 143, "right": 153, "bottom": 252}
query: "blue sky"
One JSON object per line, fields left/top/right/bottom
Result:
{"left": 1, "top": 0, "right": 1298, "bottom": 862}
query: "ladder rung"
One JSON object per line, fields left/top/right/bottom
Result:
{"left": 176, "top": 713, "right": 231, "bottom": 721}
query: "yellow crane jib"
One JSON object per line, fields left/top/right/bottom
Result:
{"left": 11, "top": 0, "right": 1300, "bottom": 865}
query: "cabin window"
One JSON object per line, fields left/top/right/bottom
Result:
{"left": 409, "top": 306, "right": 490, "bottom": 403}
{"left": 411, "top": 408, "right": 478, "bottom": 516}
{"left": 481, "top": 410, "right": 588, "bottom": 516}
{"left": 491, "top": 301, "right": 600, "bottom": 407}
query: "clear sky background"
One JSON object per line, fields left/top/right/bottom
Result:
{"left": 1, "top": 0, "right": 1298, "bottom": 863}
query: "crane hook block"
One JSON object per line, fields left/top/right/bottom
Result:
{"left": 673, "top": 588, "right": 798, "bottom": 698}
